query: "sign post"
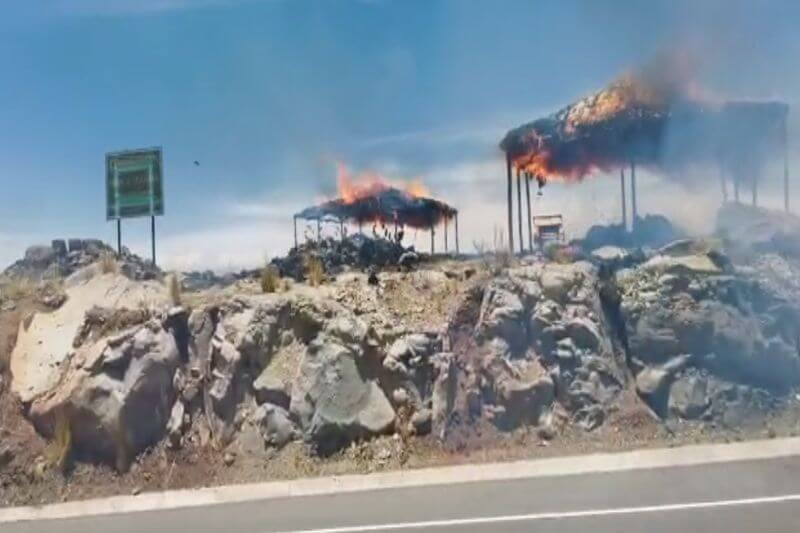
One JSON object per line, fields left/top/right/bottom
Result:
{"left": 106, "top": 147, "right": 164, "bottom": 266}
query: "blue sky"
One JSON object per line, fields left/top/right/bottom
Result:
{"left": 2, "top": 0, "right": 800, "bottom": 269}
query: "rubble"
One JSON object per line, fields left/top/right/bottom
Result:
{"left": 271, "top": 234, "right": 414, "bottom": 281}
{"left": 3, "top": 239, "right": 161, "bottom": 282}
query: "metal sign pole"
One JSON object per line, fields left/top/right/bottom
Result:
{"left": 117, "top": 219, "right": 122, "bottom": 254}
{"left": 151, "top": 215, "right": 156, "bottom": 266}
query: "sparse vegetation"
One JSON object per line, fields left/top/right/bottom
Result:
{"left": 168, "top": 273, "right": 182, "bottom": 306}
{"left": 260, "top": 263, "right": 281, "bottom": 293}
{"left": 99, "top": 251, "right": 119, "bottom": 274}
{"left": 473, "top": 226, "right": 514, "bottom": 274}
{"left": 544, "top": 243, "right": 575, "bottom": 264}
{"left": 44, "top": 411, "right": 72, "bottom": 473}
{"left": 303, "top": 254, "right": 326, "bottom": 287}
{"left": 0, "top": 275, "right": 36, "bottom": 302}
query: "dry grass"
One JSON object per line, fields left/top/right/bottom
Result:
{"left": 168, "top": 273, "right": 182, "bottom": 306}
{"left": 43, "top": 411, "right": 72, "bottom": 473}
{"left": 544, "top": 244, "right": 574, "bottom": 264}
{"left": 303, "top": 255, "right": 325, "bottom": 287}
{"left": 260, "top": 264, "right": 281, "bottom": 293}
{"left": 99, "top": 251, "right": 119, "bottom": 274}
{"left": 0, "top": 276, "right": 37, "bottom": 302}
{"left": 473, "top": 226, "right": 514, "bottom": 274}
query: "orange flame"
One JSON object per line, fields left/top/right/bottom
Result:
{"left": 335, "top": 161, "right": 430, "bottom": 204}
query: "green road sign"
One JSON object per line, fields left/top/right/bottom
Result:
{"left": 106, "top": 148, "right": 164, "bottom": 220}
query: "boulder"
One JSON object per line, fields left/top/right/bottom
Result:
{"left": 29, "top": 320, "right": 181, "bottom": 470}
{"left": 430, "top": 352, "right": 457, "bottom": 438}
{"left": 253, "top": 403, "right": 297, "bottom": 448}
{"left": 24, "top": 245, "right": 55, "bottom": 265}
{"left": 253, "top": 367, "right": 291, "bottom": 408}
{"left": 476, "top": 280, "right": 526, "bottom": 352}
{"left": 669, "top": 373, "right": 710, "bottom": 419}
{"left": 290, "top": 333, "right": 395, "bottom": 454}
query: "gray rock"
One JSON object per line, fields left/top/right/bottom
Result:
{"left": 431, "top": 352, "right": 457, "bottom": 439}
{"left": 669, "top": 374, "right": 710, "bottom": 419}
{"left": 51, "top": 239, "right": 68, "bottom": 257}
{"left": 253, "top": 403, "right": 297, "bottom": 448}
{"left": 24, "top": 245, "right": 55, "bottom": 265}
{"left": 476, "top": 280, "right": 526, "bottom": 352}
{"left": 410, "top": 408, "right": 432, "bottom": 436}
{"left": 167, "top": 400, "right": 185, "bottom": 447}
{"left": 290, "top": 333, "right": 395, "bottom": 453}
{"left": 29, "top": 321, "right": 182, "bottom": 471}
{"left": 253, "top": 368, "right": 290, "bottom": 408}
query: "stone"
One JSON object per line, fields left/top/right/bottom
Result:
{"left": 51, "top": 239, "right": 68, "bottom": 257}
{"left": 67, "top": 239, "right": 84, "bottom": 253}
{"left": 253, "top": 368, "right": 291, "bottom": 408}
{"left": 290, "top": 333, "right": 395, "bottom": 454}
{"left": 669, "top": 374, "right": 710, "bottom": 419}
{"left": 166, "top": 400, "right": 185, "bottom": 447}
{"left": 410, "top": 408, "right": 432, "bottom": 436}
{"left": 431, "top": 352, "right": 457, "bottom": 439}
{"left": 29, "top": 320, "right": 182, "bottom": 471}
{"left": 476, "top": 280, "right": 526, "bottom": 352}
{"left": 253, "top": 403, "right": 297, "bottom": 448}
{"left": 223, "top": 452, "right": 236, "bottom": 467}
{"left": 24, "top": 245, "right": 56, "bottom": 266}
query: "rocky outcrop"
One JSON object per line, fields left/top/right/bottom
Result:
{"left": 29, "top": 314, "right": 184, "bottom": 471}
{"left": 620, "top": 248, "right": 800, "bottom": 422}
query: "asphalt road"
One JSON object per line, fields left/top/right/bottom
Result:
{"left": 5, "top": 455, "right": 800, "bottom": 533}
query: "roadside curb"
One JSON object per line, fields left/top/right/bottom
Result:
{"left": 2, "top": 437, "right": 799, "bottom": 524}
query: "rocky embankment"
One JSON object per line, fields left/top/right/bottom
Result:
{"left": 1, "top": 206, "right": 800, "bottom": 494}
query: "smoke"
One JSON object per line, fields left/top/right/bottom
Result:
{"left": 500, "top": 51, "right": 788, "bottom": 190}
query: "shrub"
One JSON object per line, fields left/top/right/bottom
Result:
{"left": 168, "top": 273, "right": 182, "bottom": 306}
{"left": 260, "top": 263, "right": 281, "bottom": 293}
{"left": 44, "top": 411, "right": 72, "bottom": 473}
{"left": 99, "top": 251, "right": 119, "bottom": 274}
{"left": 303, "top": 255, "right": 325, "bottom": 287}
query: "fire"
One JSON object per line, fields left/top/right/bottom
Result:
{"left": 335, "top": 161, "right": 430, "bottom": 204}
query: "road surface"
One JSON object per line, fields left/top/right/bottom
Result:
{"left": 3, "top": 440, "right": 800, "bottom": 532}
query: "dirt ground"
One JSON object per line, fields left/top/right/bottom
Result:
{"left": 2, "top": 263, "right": 800, "bottom": 508}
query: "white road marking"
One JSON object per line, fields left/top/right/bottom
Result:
{"left": 1, "top": 437, "right": 799, "bottom": 524}
{"left": 272, "top": 493, "right": 800, "bottom": 532}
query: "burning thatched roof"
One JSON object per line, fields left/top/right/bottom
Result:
{"left": 295, "top": 174, "right": 458, "bottom": 228}
{"left": 501, "top": 69, "right": 789, "bottom": 183}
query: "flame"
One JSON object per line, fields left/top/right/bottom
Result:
{"left": 335, "top": 161, "right": 430, "bottom": 204}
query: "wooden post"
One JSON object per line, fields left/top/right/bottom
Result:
{"left": 506, "top": 154, "right": 514, "bottom": 253}
{"left": 430, "top": 223, "right": 435, "bottom": 255}
{"left": 719, "top": 160, "right": 728, "bottom": 203}
{"left": 293, "top": 216, "right": 298, "bottom": 248}
{"left": 316, "top": 219, "right": 321, "bottom": 241}
{"left": 620, "top": 168, "right": 627, "bottom": 231}
{"left": 525, "top": 172, "right": 533, "bottom": 253}
{"left": 444, "top": 217, "right": 448, "bottom": 253}
{"left": 455, "top": 212, "right": 460, "bottom": 255}
{"left": 151, "top": 215, "right": 156, "bottom": 266}
{"left": 117, "top": 218, "right": 122, "bottom": 254}
{"left": 516, "top": 167, "right": 523, "bottom": 255}
{"left": 784, "top": 117, "right": 790, "bottom": 212}
{"left": 630, "top": 161, "right": 638, "bottom": 231}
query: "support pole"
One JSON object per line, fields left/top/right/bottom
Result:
{"left": 784, "top": 117, "right": 790, "bottom": 212}
{"left": 316, "top": 219, "right": 321, "bottom": 241}
{"left": 151, "top": 215, "right": 156, "bottom": 267}
{"left": 430, "top": 224, "right": 435, "bottom": 255}
{"left": 340, "top": 219, "right": 345, "bottom": 241}
{"left": 620, "top": 168, "right": 627, "bottom": 231}
{"left": 525, "top": 172, "right": 533, "bottom": 253}
{"left": 444, "top": 217, "right": 448, "bottom": 253}
{"left": 719, "top": 160, "right": 728, "bottom": 203}
{"left": 505, "top": 154, "right": 514, "bottom": 254}
{"left": 117, "top": 219, "right": 122, "bottom": 254}
{"left": 455, "top": 213, "right": 460, "bottom": 256}
{"left": 630, "top": 161, "right": 638, "bottom": 231}
{"left": 293, "top": 216, "right": 298, "bottom": 248}
{"left": 516, "top": 167, "right": 523, "bottom": 255}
